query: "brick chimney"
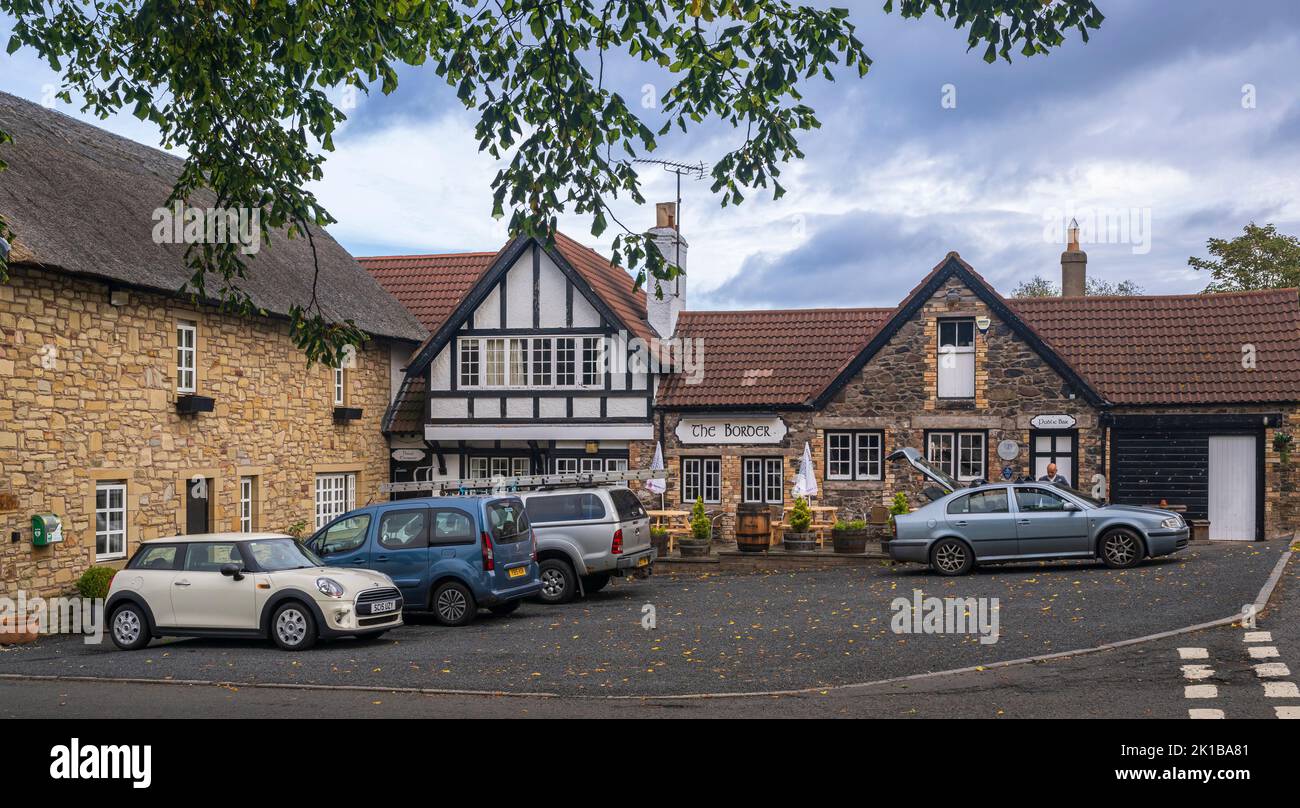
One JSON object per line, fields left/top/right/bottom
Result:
{"left": 646, "top": 202, "right": 687, "bottom": 339}
{"left": 1061, "top": 217, "right": 1087, "bottom": 297}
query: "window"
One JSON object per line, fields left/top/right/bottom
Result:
{"left": 431, "top": 509, "right": 476, "bottom": 545}
{"left": 610, "top": 488, "right": 648, "bottom": 520}
{"left": 484, "top": 338, "right": 506, "bottom": 386}
{"left": 937, "top": 318, "right": 975, "bottom": 399}
{"left": 948, "top": 488, "right": 1010, "bottom": 515}
{"left": 459, "top": 340, "right": 480, "bottom": 387}
{"left": 582, "top": 337, "right": 602, "bottom": 386}
{"left": 580, "top": 457, "right": 603, "bottom": 473}
{"left": 682, "top": 457, "right": 721, "bottom": 504}
{"left": 743, "top": 458, "right": 784, "bottom": 504}
{"left": 927, "top": 432, "right": 986, "bottom": 482}
{"left": 317, "top": 514, "right": 370, "bottom": 555}
{"left": 333, "top": 366, "right": 346, "bottom": 405}
{"left": 553, "top": 457, "right": 579, "bottom": 474}
{"left": 486, "top": 499, "right": 531, "bottom": 542}
{"left": 184, "top": 542, "right": 243, "bottom": 572}
{"left": 130, "top": 544, "right": 179, "bottom": 571}
{"left": 556, "top": 338, "right": 576, "bottom": 386}
{"left": 176, "top": 322, "right": 196, "bottom": 393}
{"left": 827, "top": 433, "right": 853, "bottom": 480}
{"left": 528, "top": 493, "right": 607, "bottom": 523}
{"left": 490, "top": 457, "right": 510, "bottom": 478}
{"left": 378, "top": 509, "right": 429, "bottom": 549}
{"left": 512, "top": 457, "right": 531, "bottom": 476}
{"left": 469, "top": 457, "right": 490, "bottom": 479}
{"left": 315, "top": 472, "right": 356, "bottom": 529}
{"left": 605, "top": 458, "right": 629, "bottom": 474}
{"left": 1015, "top": 487, "right": 1070, "bottom": 512}
{"left": 826, "top": 431, "right": 884, "bottom": 481}
{"left": 532, "top": 338, "right": 552, "bottom": 385}
{"left": 95, "top": 482, "right": 127, "bottom": 561}
{"left": 239, "top": 476, "right": 257, "bottom": 533}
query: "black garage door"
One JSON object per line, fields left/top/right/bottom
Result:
{"left": 1111, "top": 429, "right": 1212, "bottom": 518}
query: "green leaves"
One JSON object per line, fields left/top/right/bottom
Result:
{"left": 1189, "top": 223, "right": 1300, "bottom": 293}
{"left": 0, "top": 0, "right": 1102, "bottom": 360}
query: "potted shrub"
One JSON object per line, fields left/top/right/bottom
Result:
{"left": 884, "top": 492, "right": 911, "bottom": 545}
{"left": 678, "top": 497, "right": 713, "bottom": 558}
{"left": 783, "top": 496, "right": 817, "bottom": 553}
{"left": 831, "top": 519, "right": 871, "bottom": 554}
{"left": 75, "top": 565, "right": 116, "bottom": 620}
{"left": 650, "top": 527, "right": 671, "bottom": 558}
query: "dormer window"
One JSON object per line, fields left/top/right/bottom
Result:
{"left": 937, "top": 318, "right": 975, "bottom": 399}
{"left": 458, "top": 335, "right": 602, "bottom": 389}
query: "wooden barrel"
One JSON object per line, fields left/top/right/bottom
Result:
{"left": 735, "top": 503, "right": 772, "bottom": 553}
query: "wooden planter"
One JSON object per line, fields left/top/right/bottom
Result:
{"left": 735, "top": 503, "right": 772, "bottom": 554}
{"left": 0, "top": 613, "right": 41, "bottom": 645}
{"left": 832, "top": 528, "right": 871, "bottom": 554}
{"left": 678, "top": 537, "right": 712, "bottom": 558}
{"left": 651, "top": 532, "right": 671, "bottom": 558}
{"left": 783, "top": 532, "right": 817, "bottom": 553}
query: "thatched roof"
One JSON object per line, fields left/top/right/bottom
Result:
{"left": 0, "top": 91, "right": 427, "bottom": 343}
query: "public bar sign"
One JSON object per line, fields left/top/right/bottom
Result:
{"left": 1030, "top": 414, "right": 1077, "bottom": 430}
{"left": 675, "top": 416, "right": 788, "bottom": 445}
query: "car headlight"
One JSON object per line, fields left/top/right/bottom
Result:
{"left": 1161, "top": 517, "right": 1183, "bottom": 530}
{"left": 315, "top": 577, "right": 345, "bottom": 598}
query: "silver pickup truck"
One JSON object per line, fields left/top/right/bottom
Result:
{"left": 519, "top": 487, "right": 655, "bottom": 604}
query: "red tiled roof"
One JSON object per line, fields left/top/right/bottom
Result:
{"left": 657, "top": 308, "right": 893, "bottom": 408}
{"left": 1013, "top": 289, "right": 1300, "bottom": 405}
{"left": 359, "top": 251, "right": 499, "bottom": 333}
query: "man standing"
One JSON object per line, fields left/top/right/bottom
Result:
{"left": 1038, "top": 462, "right": 1071, "bottom": 487}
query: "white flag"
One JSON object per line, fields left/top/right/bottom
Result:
{"left": 792, "top": 441, "right": 818, "bottom": 498}
{"left": 645, "top": 442, "right": 667, "bottom": 495}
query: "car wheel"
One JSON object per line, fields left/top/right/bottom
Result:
{"left": 930, "top": 538, "right": 974, "bottom": 576}
{"left": 538, "top": 559, "right": 576, "bottom": 604}
{"left": 109, "top": 603, "right": 151, "bottom": 651}
{"left": 1101, "top": 528, "right": 1144, "bottom": 569}
{"left": 581, "top": 573, "right": 611, "bottom": 594}
{"left": 489, "top": 600, "right": 522, "bottom": 617}
{"left": 432, "top": 581, "right": 476, "bottom": 626}
{"left": 271, "top": 601, "right": 318, "bottom": 651}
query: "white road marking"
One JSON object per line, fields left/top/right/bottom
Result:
{"left": 1276, "top": 706, "right": 1300, "bottom": 719}
{"left": 1178, "top": 647, "right": 1209, "bottom": 660}
{"left": 1254, "top": 663, "right": 1291, "bottom": 678}
{"left": 1243, "top": 631, "right": 1273, "bottom": 643}
{"left": 1263, "top": 681, "right": 1300, "bottom": 698}
{"left": 1182, "top": 664, "right": 1214, "bottom": 680}
{"left": 1247, "top": 646, "right": 1280, "bottom": 659}
{"left": 1185, "top": 684, "right": 1218, "bottom": 699}
{"left": 1188, "top": 708, "right": 1225, "bottom": 719}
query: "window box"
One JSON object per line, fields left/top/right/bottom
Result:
{"left": 176, "top": 394, "right": 215, "bottom": 414}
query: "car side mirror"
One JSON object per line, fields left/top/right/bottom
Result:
{"left": 220, "top": 563, "right": 245, "bottom": 581}
{"left": 1063, "top": 502, "right": 1080, "bottom": 512}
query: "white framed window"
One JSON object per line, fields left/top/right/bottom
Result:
{"left": 928, "top": 431, "right": 986, "bottom": 482}
{"left": 553, "top": 457, "right": 579, "bottom": 474}
{"left": 176, "top": 322, "right": 196, "bottom": 393}
{"left": 315, "top": 472, "right": 356, "bottom": 529}
{"left": 826, "top": 433, "right": 853, "bottom": 480}
{"left": 937, "top": 318, "right": 976, "bottom": 399}
{"left": 484, "top": 338, "right": 506, "bottom": 386}
{"left": 469, "top": 457, "right": 490, "bottom": 479}
{"left": 743, "top": 458, "right": 784, "bottom": 504}
{"left": 333, "top": 366, "right": 346, "bottom": 405}
{"left": 532, "top": 339, "right": 552, "bottom": 385}
{"left": 605, "top": 458, "right": 629, "bottom": 473}
{"left": 826, "top": 432, "right": 883, "bottom": 481}
{"left": 95, "top": 481, "right": 127, "bottom": 561}
{"left": 239, "top": 476, "right": 257, "bottom": 533}
{"left": 582, "top": 337, "right": 602, "bottom": 386}
{"left": 682, "top": 457, "right": 721, "bottom": 504}
{"left": 556, "top": 338, "right": 577, "bottom": 386}
{"left": 580, "top": 457, "right": 603, "bottom": 473}
{"left": 459, "top": 340, "right": 480, "bottom": 387}
{"left": 512, "top": 457, "right": 531, "bottom": 476}
{"left": 490, "top": 457, "right": 511, "bottom": 478}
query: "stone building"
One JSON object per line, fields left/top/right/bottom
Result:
{"left": 655, "top": 244, "right": 1300, "bottom": 544}
{"left": 0, "top": 92, "right": 427, "bottom": 597}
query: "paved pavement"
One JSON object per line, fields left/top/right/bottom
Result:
{"left": 0, "top": 541, "right": 1287, "bottom": 702}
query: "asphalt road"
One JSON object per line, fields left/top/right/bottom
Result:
{"left": 0, "top": 541, "right": 1287, "bottom": 701}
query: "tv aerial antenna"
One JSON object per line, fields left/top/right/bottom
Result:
{"left": 633, "top": 159, "right": 707, "bottom": 286}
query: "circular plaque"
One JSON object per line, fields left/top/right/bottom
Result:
{"left": 997, "top": 439, "right": 1020, "bottom": 461}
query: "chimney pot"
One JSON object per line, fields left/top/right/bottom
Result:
{"left": 655, "top": 202, "right": 677, "bottom": 230}
{"left": 1061, "top": 219, "right": 1087, "bottom": 297}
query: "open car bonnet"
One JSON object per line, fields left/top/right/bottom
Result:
{"left": 886, "top": 447, "right": 960, "bottom": 500}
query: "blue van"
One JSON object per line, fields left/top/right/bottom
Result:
{"left": 307, "top": 495, "right": 540, "bottom": 626}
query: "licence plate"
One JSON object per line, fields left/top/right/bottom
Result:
{"left": 508, "top": 567, "right": 527, "bottom": 579}
{"left": 370, "top": 599, "right": 397, "bottom": 614}
{"left": 637, "top": 556, "right": 649, "bottom": 567}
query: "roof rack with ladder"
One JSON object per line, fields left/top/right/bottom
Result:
{"left": 379, "top": 468, "right": 662, "bottom": 496}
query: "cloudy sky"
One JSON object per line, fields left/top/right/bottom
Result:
{"left": 2, "top": 1, "right": 1298, "bottom": 309}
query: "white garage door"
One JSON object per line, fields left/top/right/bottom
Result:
{"left": 1208, "top": 435, "right": 1256, "bottom": 541}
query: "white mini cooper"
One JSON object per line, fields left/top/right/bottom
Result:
{"left": 105, "top": 533, "right": 403, "bottom": 651}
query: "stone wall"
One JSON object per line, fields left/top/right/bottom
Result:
{"left": 0, "top": 265, "right": 400, "bottom": 597}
